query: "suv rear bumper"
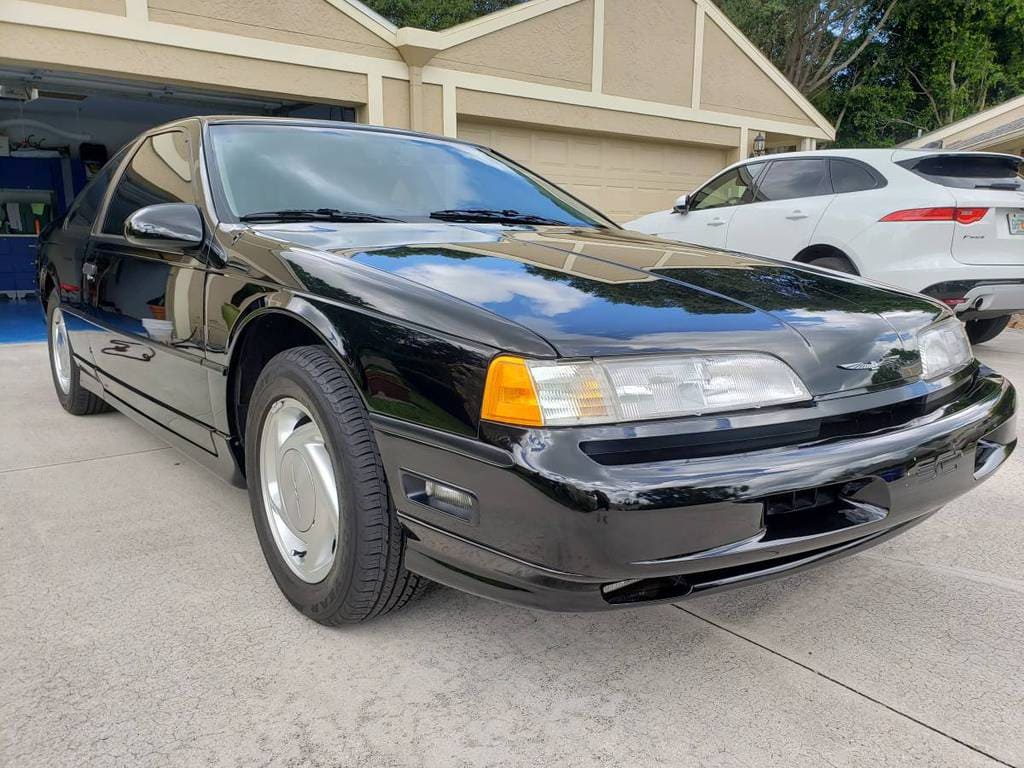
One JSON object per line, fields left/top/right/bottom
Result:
{"left": 923, "top": 279, "right": 1024, "bottom": 319}
{"left": 373, "top": 369, "right": 1016, "bottom": 611}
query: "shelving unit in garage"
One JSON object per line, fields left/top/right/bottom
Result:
{"left": 0, "top": 155, "right": 85, "bottom": 299}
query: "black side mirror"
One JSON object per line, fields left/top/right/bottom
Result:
{"left": 125, "top": 203, "right": 204, "bottom": 250}
{"left": 672, "top": 194, "right": 690, "bottom": 214}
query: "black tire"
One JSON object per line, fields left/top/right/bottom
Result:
{"left": 965, "top": 315, "right": 1011, "bottom": 345}
{"left": 45, "top": 290, "right": 111, "bottom": 416}
{"left": 245, "top": 345, "right": 426, "bottom": 625}
{"left": 806, "top": 254, "right": 857, "bottom": 275}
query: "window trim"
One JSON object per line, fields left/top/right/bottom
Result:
{"left": 199, "top": 121, "right": 617, "bottom": 229}
{"left": 93, "top": 128, "right": 196, "bottom": 240}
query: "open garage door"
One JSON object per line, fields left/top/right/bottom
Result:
{"left": 458, "top": 121, "right": 730, "bottom": 222}
{"left": 0, "top": 68, "right": 356, "bottom": 296}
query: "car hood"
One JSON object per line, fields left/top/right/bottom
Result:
{"left": 252, "top": 222, "right": 947, "bottom": 396}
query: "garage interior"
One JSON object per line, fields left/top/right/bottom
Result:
{"left": 0, "top": 66, "right": 357, "bottom": 336}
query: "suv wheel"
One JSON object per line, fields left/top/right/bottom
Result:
{"left": 46, "top": 290, "right": 110, "bottom": 415}
{"left": 245, "top": 345, "right": 426, "bottom": 625}
{"left": 806, "top": 254, "right": 857, "bottom": 275}
{"left": 965, "top": 315, "right": 1011, "bottom": 345}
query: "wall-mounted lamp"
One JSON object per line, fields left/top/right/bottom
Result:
{"left": 753, "top": 132, "right": 766, "bottom": 156}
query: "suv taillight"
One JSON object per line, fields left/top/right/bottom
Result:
{"left": 880, "top": 207, "right": 988, "bottom": 224}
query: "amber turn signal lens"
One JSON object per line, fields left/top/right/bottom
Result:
{"left": 480, "top": 355, "right": 544, "bottom": 427}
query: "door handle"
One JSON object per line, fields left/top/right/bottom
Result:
{"left": 707, "top": 218, "right": 726, "bottom": 227}
{"left": 786, "top": 211, "right": 809, "bottom": 220}
{"left": 83, "top": 262, "right": 98, "bottom": 281}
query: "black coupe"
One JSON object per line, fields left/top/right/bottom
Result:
{"left": 37, "top": 118, "right": 1017, "bottom": 624}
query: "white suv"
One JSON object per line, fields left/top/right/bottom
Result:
{"left": 627, "top": 149, "right": 1024, "bottom": 344}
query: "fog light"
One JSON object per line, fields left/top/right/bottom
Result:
{"left": 424, "top": 479, "right": 475, "bottom": 511}
{"left": 401, "top": 472, "right": 478, "bottom": 523}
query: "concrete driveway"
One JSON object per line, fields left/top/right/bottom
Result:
{"left": 2, "top": 335, "right": 1022, "bottom": 768}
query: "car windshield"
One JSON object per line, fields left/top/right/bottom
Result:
{"left": 206, "top": 123, "right": 610, "bottom": 227}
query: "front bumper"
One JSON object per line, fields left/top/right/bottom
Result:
{"left": 372, "top": 367, "right": 1017, "bottom": 611}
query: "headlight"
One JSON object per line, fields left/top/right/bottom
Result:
{"left": 917, "top": 318, "right": 973, "bottom": 380}
{"left": 481, "top": 353, "right": 811, "bottom": 427}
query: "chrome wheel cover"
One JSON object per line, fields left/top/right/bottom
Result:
{"left": 51, "top": 307, "right": 72, "bottom": 395}
{"left": 259, "top": 397, "right": 340, "bottom": 584}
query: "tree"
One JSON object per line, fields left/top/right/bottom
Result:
{"left": 362, "top": 0, "right": 527, "bottom": 30}
{"left": 717, "top": 0, "right": 1024, "bottom": 146}
{"left": 716, "top": 0, "right": 896, "bottom": 99}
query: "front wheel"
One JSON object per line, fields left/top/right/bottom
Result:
{"left": 965, "top": 315, "right": 1011, "bottom": 345}
{"left": 245, "top": 345, "right": 426, "bottom": 625}
{"left": 46, "top": 290, "right": 110, "bottom": 415}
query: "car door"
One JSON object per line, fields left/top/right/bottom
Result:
{"left": 653, "top": 162, "right": 765, "bottom": 248}
{"left": 83, "top": 129, "right": 215, "bottom": 447}
{"left": 726, "top": 157, "right": 836, "bottom": 260}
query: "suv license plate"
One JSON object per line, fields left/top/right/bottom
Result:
{"left": 1009, "top": 212, "right": 1024, "bottom": 235}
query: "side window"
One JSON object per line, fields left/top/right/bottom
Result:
{"left": 830, "top": 159, "right": 879, "bottom": 194}
{"left": 64, "top": 148, "right": 128, "bottom": 232}
{"left": 690, "top": 163, "right": 764, "bottom": 211}
{"left": 755, "top": 159, "right": 832, "bottom": 202}
{"left": 101, "top": 132, "right": 194, "bottom": 236}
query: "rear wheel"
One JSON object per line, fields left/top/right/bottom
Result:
{"left": 965, "top": 315, "right": 1011, "bottom": 345}
{"left": 806, "top": 254, "right": 857, "bottom": 275}
{"left": 245, "top": 345, "right": 426, "bottom": 625}
{"left": 46, "top": 290, "right": 110, "bottom": 415}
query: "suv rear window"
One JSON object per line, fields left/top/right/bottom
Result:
{"left": 897, "top": 155, "right": 1023, "bottom": 190}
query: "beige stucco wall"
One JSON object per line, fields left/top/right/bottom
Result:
{"left": 700, "top": 18, "right": 809, "bottom": 125}
{"left": 602, "top": 0, "right": 696, "bottom": 107}
{"left": 431, "top": 1, "right": 594, "bottom": 91}
{"left": 457, "top": 90, "right": 739, "bottom": 147}
{"left": 148, "top": 0, "right": 400, "bottom": 60}
{"left": 32, "top": 0, "right": 125, "bottom": 13}
{"left": 0, "top": 23, "right": 369, "bottom": 106}
{"left": 421, "top": 83, "right": 445, "bottom": 135}
{"left": 382, "top": 77, "right": 411, "bottom": 130}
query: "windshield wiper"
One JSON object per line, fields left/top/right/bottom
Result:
{"left": 429, "top": 208, "right": 571, "bottom": 226}
{"left": 973, "top": 182, "right": 1023, "bottom": 190}
{"left": 239, "top": 208, "right": 401, "bottom": 223}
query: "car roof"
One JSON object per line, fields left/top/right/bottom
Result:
{"left": 732, "top": 147, "right": 1021, "bottom": 165}
{"left": 141, "top": 115, "right": 482, "bottom": 148}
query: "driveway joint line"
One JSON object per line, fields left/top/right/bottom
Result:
{"left": 675, "top": 604, "right": 1019, "bottom": 768}
{"left": 0, "top": 446, "right": 172, "bottom": 476}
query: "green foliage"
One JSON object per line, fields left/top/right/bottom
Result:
{"left": 717, "top": 0, "right": 1024, "bottom": 146}
{"left": 362, "top": 0, "right": 526, "bottom": 30}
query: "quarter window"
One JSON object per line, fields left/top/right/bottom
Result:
{"left": 830, "top": 158, "right": 879, "bottom": 193}
{"left": 64, "top": 147, "right": 128, "bottom": 232}
{"left": 690, "top": 163, "right": 764, "bottom": 211}
{"left": 755, "top": 159, "right": 831, "bottom": 202}
{"left": 101, "top": 132, "right": 194, "bottom": 236}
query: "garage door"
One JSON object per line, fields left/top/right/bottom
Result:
{"left": 458, "top": 121, "right": 729, "bottom": 222}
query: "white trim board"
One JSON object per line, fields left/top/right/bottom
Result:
{"left": 0, "top": 0, "right": 409, "bottom": 79}
{"left": 422, "top": 67, "right": 833, "bottom": 140}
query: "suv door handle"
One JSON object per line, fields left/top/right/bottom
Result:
{"left": 83, "top": 262, "right": 98, "bottom": 281}
{"left": 707, "top": 217, "right": 726, "bottom": 227}
{"left": 786, "top": 211, "right": 809, "bottom": 220}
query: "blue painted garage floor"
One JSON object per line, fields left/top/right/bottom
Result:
{"left": 0, "top": 301, "right": 46, "bottom": 343}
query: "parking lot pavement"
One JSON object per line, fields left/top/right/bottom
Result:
{"left": 1, "top": 336, "right": 1022, "bottom": 768}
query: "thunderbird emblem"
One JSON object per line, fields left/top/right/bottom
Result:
{"left": 837, "top": 349, "right": 921, "bottom": 379}
{"left": 837, "top": 359, "right": 887, "bottom": 371}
